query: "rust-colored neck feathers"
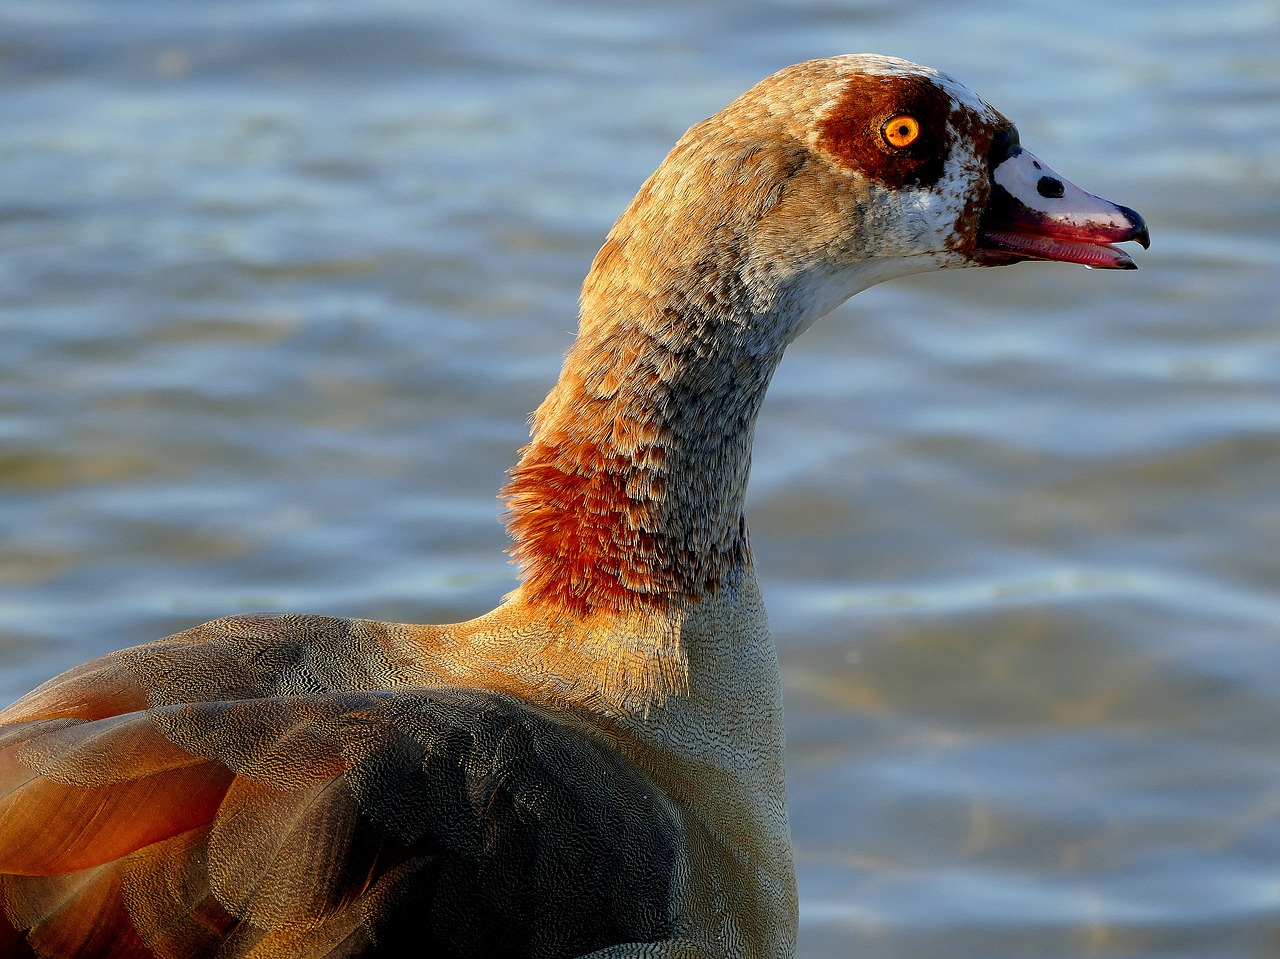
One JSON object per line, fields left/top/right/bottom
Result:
{"left": 502, "top": 124, "right": 804, "bottom": 617}
{"left": 502, "top": 251, "right": 775, "bottom": 617}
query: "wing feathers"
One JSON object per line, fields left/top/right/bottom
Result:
{"left": 0, "top": 654, "right": 150, "bottom": 727}
{"left": 1, "top": 623, "right": 683, "bottom": 958}
{"left": 0, "top": 714, "right": 234, "bottom": 875}
{"left": 2, "top": 860, "right": 153, "bottom": 959}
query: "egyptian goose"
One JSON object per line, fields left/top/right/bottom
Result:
{"left": 0, "top": 55, "right": 1147, "bottom": 959}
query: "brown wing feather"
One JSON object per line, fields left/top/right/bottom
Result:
{"left": 0, "top": 712, "right": 234, "bottom": 875}
{"left": 0, "top": 653, "right": 151, "bottom": 726}
{"left": 0, "top": 616, "right": 683, "bottom": 959}
{"left": 2, "top": 860, "right": 153, "bottom": 959}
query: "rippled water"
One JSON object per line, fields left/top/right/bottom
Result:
{"left": 2, "top": 1, "right": 1278, "bottom": 956}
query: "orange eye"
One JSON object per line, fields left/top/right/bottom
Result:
{"left": 881, "top": 115, "right": 921, "bottom": 149}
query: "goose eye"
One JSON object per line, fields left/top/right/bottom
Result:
{"left": 881, "top": 115, "right": 921, "bottom": 149}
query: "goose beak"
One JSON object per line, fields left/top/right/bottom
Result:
{"left": 976, "top": 128, "right": 1150, "bottom": 270}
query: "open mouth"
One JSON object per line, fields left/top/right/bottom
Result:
{"left": 979, "top": 217, "right": 1150, "bottom": 270}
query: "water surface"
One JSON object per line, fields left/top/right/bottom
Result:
{"left": 2, "top": 2, "right": 1279, "bottom": 956}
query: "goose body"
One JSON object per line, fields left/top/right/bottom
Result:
{"left": 0, "top": 55, "right": 1147, "bottom": 959}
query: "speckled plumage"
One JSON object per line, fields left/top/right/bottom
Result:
{"left": 0, "top": 55, "right": 1146, "bottom": 958}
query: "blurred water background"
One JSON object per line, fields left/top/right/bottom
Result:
{"left": 2, "top": 1, "right": 1279, "bottom": 956}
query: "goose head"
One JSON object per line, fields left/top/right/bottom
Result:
{"left": 582, "top": 54, "right": 1149, "bottom": 347}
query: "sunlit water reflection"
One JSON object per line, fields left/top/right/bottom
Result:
{"left": 2, "top": 2, "right": 1278, "bottom": 955}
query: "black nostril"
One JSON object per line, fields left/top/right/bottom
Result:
{"left": 1037, "top": 176, "right": 1066, "bottom": 199}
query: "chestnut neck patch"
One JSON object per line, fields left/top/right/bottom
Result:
{"left": 815, "top": 73, "right": 958, "bottom": 190}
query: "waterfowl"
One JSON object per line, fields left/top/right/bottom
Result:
{"left": 0, "top": 55, "right": 1147, "bottom": 959}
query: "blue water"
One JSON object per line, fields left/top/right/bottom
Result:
{"left": 2, "top": 1, "right": 1279, "bottom": 955}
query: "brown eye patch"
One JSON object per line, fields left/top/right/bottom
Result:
{"left": 815, "top": 73, "right": 956, "bottom": 189}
